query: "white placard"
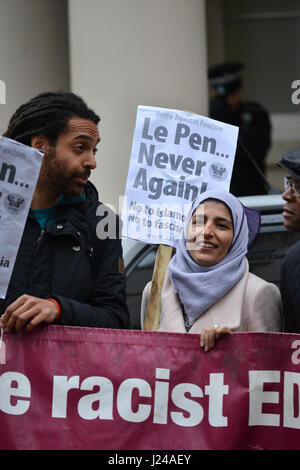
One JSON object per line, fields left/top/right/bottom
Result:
{"left": 122, "top": 105, "right": 239, "bottom": 246}
{"left": 0, "top": 137, "right": 43, "bottom": 298}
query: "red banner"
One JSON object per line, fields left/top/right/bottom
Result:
{"left": 1, "top": 325, "right": 300, "bottom": 450}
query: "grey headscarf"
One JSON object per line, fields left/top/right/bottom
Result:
{"left": 168, "top": 189, "right": 260, "bottom": 327}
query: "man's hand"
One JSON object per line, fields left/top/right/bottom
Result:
{"left": 0, "top": 295, "right": 59, "bottom": 333}
{"left": 200, "top": 325, "right": 231, "bottom": 352}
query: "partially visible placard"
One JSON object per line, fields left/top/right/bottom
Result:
{"left": 1, "top": 327, "right": 300, "bottom": 450}
{"left": 0, "top": 137, "right": 43, "bottom": 298}
{"left": 122, "top": 106, "right": 239, "bottom": 246}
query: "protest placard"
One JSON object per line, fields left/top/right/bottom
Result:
{"left": 122, "top": 106, "right": 239, "bottom": 246}
{"left": 0, "top": 137, "right": 43, "bottom": 298}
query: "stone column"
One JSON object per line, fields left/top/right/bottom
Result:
{"left": 0, "top": 0, "right": 69, "bottom": 134}
{"left": 68, "top": 0, "right": 208, "bottom": 210}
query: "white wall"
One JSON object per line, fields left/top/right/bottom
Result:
{"left": 68, "top": 0, "right": 208, "bottom": 211}
{"left": 0, "top": 0, "right": 70, "bottom": 135}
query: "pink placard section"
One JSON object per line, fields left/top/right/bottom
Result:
{"left": 1, "top": 325, "right": 300, "bottom": 450}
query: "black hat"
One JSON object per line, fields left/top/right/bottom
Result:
{"left": 276, "top": 147, "right": 300, "bottom": 179}
{"left": 208, "top": 62, "right": 244, "bottom": 97}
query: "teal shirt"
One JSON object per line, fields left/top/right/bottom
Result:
{"left": 31, "top": 193, "right": 86, "bottom": 230}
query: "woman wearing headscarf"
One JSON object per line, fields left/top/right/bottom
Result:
{"left": 141, "top": 189, "right": 281, "bottom": 351}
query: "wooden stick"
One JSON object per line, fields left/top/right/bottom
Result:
{"left": 143, "top": 244, "right": 173, "bottom": 331}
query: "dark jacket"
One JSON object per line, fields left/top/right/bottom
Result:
{"left": 280, "top": 240, "right": 300, "bottom": 332}
{"left": 210, "top": 99, "right": 271, "bottom": 196}
{"left": 0, "top": 182, "right": 130, "bottom": 329}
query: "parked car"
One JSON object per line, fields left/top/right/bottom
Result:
{"left": 122, "top": 194, "right": 300, "bottom": 329}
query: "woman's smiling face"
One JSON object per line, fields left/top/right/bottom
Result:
{"left": 187, "top": 199, "right": 234, "bottom": 266}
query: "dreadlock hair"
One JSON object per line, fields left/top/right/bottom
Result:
{"left": 3, "top": 91, "right": 100, "bottom": 146}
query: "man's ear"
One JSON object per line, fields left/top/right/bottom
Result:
{"left": 31, "top": 135, "right": 48, "bottom": 152}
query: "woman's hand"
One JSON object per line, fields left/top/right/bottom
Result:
{"left": 200, "top": 325, "right": 231, "bottom": 352}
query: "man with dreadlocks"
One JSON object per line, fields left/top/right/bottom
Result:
{"left": 0, "top": 91, "right": 129, "bottom": 332}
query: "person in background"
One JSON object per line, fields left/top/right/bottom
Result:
{"left": 0, "top": 91, "right": 129, "bottom": 333}
{"left": 208, "top": 62, "right": 271, "bottom": 197}
{"left": 141, "top": 189, "right": 281, "bottom": 351}
{"left": 276, "top": 148, "right": 300, "bottom": 332}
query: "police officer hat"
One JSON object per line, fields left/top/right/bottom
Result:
{"left": 276, "top": 147, "right": 300, "bottom": 179}
{"left": 208, "top": 62, "right": 244, "bottom": 97}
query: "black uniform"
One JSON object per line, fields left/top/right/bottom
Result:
{"left": 280, "top": 241, "right": 300, "bottom": 332}
{"left": 209, "top": 62, "right": 271, "bottom": 197}
{"left": 0, "top": 181, "right": 130, "bottom": 329}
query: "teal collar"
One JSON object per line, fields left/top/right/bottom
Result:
{"left": 31, "top": 192, "right": 86, "bottom": 230}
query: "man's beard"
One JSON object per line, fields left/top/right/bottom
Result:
{"left": 42, "top": 147, "right": 90, "bottom": 197}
